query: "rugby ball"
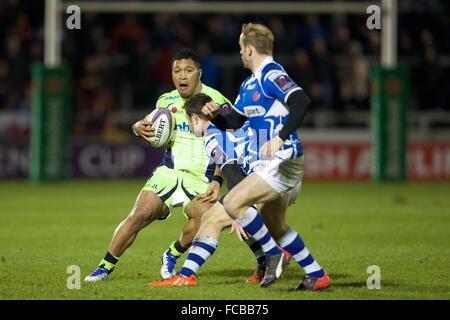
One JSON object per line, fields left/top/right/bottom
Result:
{"left": 145, "top": 108, "right": 175, "bottom": 148}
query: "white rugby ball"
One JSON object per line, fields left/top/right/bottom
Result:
{"left": 145, "top": 108, "right": 175, "bottom": 148}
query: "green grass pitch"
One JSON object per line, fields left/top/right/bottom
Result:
{"left": 1, "top": 180, "right": 449, "bottom": 300}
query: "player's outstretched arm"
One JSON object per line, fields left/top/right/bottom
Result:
{"left": 201, "top": 102, "right": 247, "bottom": 130}
{"left": 201, "top": 101, "right": 221, "bottom": 119}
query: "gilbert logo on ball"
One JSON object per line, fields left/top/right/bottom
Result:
{"left": 154, "top": 118, "right": 166, "bottom": 145}
{"left": 145, "top": 108, "right": 175, "bottom": 148}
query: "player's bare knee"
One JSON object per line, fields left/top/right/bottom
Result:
{"left": 205, "top": 212, "right": 231, "bottom": 231}
{"left": 186, "top": 198, "right": 212, "bottom": 220}
{"left": 201, "top": 211, "right": 217, "bottom": 227}
{"left": 218, "top": 216, "right": 232, "bottom": 231}
{"left": 189, "top": 214, "right": 203, "bottom": 229}
{"left": 127, "top": 205, "right": 155, "bottom": 231}
{"left": 223, "top": 197, "right": 244, "bottom": 219}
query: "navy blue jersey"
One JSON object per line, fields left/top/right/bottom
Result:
{"left": 232, "top": 57, "right": 303, "bottom": 166}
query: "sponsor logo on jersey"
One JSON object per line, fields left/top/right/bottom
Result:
{"left": 175, "top": 121, "right": 192, "bottom": 133}
{"left": 273, "top": 74, "right": 296, "bottom": 92}
{"left": 252, "top": 91, "right": 261, "bottom": 102}
{"left": 246, "top": 83, "right": 257, "bottom": 90}
{"left": 243, "top": 105, "right": 265, "bottom": 117}
{"left": 164, "top": 95, "right": 178, "bottom": 100}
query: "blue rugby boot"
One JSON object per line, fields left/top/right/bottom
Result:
{"left": 84, "top": 264, "right": 112, "bottom": 282}
{"left": 160, "top": 249, "right": 177, "bottom": 279}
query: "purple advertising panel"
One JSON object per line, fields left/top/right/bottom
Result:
{"left": 70, "top": 141, "right": 165, "bottom": 178}
{"left": 2, "top": 140, "right": 450, "bottom": 181}
{"left": 0, "top": 142, "right": 29, "bottom": 179}
{"left": 0, "top": 141, "right": 166, "bottom": 179}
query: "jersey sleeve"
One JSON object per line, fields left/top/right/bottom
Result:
{"left": 262, "top": 67, "right": 302, "bottom": 103}
{"left": 205, "top": 88, "right": 234, "bottom": 116}
{"left": 230, "top": 83, "right": 247, "bottom": 116}
{"left": 204, "top": 128, "right": 227, "bottom": 165}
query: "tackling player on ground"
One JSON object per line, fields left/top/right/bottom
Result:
{"left": 85, "top": 49, "right": 231, "bottom": 282}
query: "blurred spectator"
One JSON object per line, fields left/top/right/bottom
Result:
{"left": 6, "top": 34, "right": 29, "bottom": 110}
{"left": 311, "top": 37, "right": 335, "bottom": 109}
{"left": 111, "top": 14, "right": 146, "bottom": 53}
{"left": 415, "top": 46, "right": 447, "bottom": 110}
{"left": 11, "top": 13, "right": 31, "bottom": 41}
{"left": 197, "top": 41, "right": 220, "bottom": 89}
{"left": 268, "top": 17, "right": 291, "bottom": 54}
{"left": 399, "top": 30, "right": 416, "bottom": 56}
{"left": 152, "top": 46, "right": 176, "bottom": 98}
{"left": 101, "top": 114, "right": 130, "bottom": 143}
{"left": 336, "top": 41, "right": 370, "bottom": 110}
{"left": 438, "top": 15, "right": 450, "bottom": 53}
{"left": 290, "top": 49, "right": 314, "bottom": 92}
{"left": 132, "top": 40, "right": 155, "bottom": 107}
{"left": 151, "top": 14, "right": 177, "bottom": 48}
{"left": 296, "top": 15, "right": 326, "bottom": 52}
{"left": 90, "top": 87, "right": 118, "bottom": 132}
{"left": 290, "top": 49, "right": 314, "bottom": 105}
{"left": 207, "top": 16, "right": 229, "bottom": 52}
{"left": 330, "top": 24, "right": 352, "bottom": 55}
{"left": 0, "top": 60, "right": 10, "bottom": 109}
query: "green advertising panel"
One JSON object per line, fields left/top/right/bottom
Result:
{"left": 371, "top": 65, "right": 409, "bottom": 182}
{"left": 30, "top": 64, "right": 70, "bottom": 181}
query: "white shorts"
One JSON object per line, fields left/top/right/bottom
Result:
{"left": 253, "top": 155, "right": 304, "bottom": 196}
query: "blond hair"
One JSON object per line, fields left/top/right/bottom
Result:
{"left": 241, "top": 23, "right": 274, "bottom": 55}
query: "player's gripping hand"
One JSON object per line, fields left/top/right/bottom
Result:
{"left": 201, "top": 101, "right": 220, "bottom": 120}
{"left": 132, "top": 119, "right": 155, "bottom": 143}
{"left": 260, "top": 136, "right": 285, "bottom": 159}
{"left": 197, "top": 180, "right": 220, "bottom": 203}
{"left": 229, "top": 221, "right": 249, "bottom": 241}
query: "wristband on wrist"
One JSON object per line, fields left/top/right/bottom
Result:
{"left": 211, "top": 175, "right": 224, "bottom": 187}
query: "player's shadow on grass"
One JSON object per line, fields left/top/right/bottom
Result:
{"left": 329, "top": 273, "right": 351, "bottom": 279}
{"left": 204, "top": 267, "right": 318, "bottom": 284}
{"left": 206, "top": 269, "right": 352, "bottom": 281}
{"left": 205, "top": 270, "right": 401, "bottom": 290}
{"left": 206, "top": 267, "right": 305, "bottom": 281}
{"left": 205, "top": 268, "right": 257, "bottom": 285}
{"left": 336, "top": 280, "right": 399, "bottom": 288}
{"left": 206, "top": 268, "right": 250, "bottom": 278}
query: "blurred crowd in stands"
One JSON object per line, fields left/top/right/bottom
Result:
{"left": 0, "top": 0, "right": 449, "bottom": 139}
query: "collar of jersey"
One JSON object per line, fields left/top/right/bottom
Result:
{"left": 206, "top": 123, "right": 216, "bottom": 132}
{"left": 253, "top": 56, "right": 274, "bottom": 80}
